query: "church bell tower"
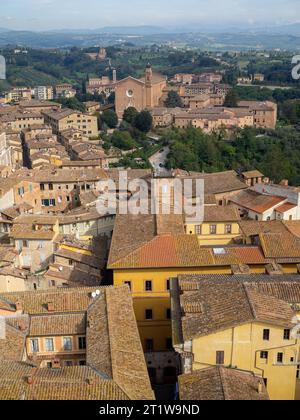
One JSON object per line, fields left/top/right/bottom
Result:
{"left": 145, "top": 63, "right": 153, "bottom": 108}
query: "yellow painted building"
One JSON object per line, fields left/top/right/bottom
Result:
{"left": 108, "top": 213, "right": 275, "bottom": 353}
{"left": 108, "top": 212, "right": 300, "bottom": 392}
{"left": 171, "top": 274, "right": 300, "bottom": 400}
{"left": 185, "top": 205, "right": 241, "bottom": 246}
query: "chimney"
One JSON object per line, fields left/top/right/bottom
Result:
{"left": 15, "top": 301, "right": 23, "bottom": 312}
{"left": 18, "top": 321, "right": 27, "bottom": 332}
{"left": 265, "top": 262, "right": 283, "bottom": 275}
{"left": 52, "top": 358, "right": 61, "bottom": 369}
{"left": 258, "top": 382, "right": 263, "bottom": 394}
{"left": 231, "top": 264, "right": 250, "bottom": 275}
{"left": 26, "top": 375, "right": 33, "bottom": 385}
{"left": 47, "top": 301, "right": 54, "bottom": 312}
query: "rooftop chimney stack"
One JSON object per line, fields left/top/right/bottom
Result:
{"left": 27, "top": 375, "right": 33, "bottom": 385}
{"left": 47, "top": 301, "right": 54, "bottom": 312}
{"left": 15, "top": 301, "right": 23, "bottom": 312}
{"left": 52, "top": 358, "right": 61, "bottom": 369}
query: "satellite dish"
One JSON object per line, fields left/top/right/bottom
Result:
{"left": 96, "top": 290, "right": 101, "bottom": 296}
{"left": 59, "top": 266, "right": 63, "bottom": 272}
{"left": 92, "top": 292, "right": 97, "bottom": 299}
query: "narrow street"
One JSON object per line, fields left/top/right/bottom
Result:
{"left": 149, "top": 146, "right": 171, "bottom": 177}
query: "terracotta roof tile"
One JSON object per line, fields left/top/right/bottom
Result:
{"left": 0, "top": 363, "right": 129, "bottom": 400}
{"left": 110, "top": 234, "right": 215, "bottom": 269}
{"left": 260, "top": 232, "right": 300, "bottom": 259}
{"left": 29, "top": 313, "right": 86, "bottom": 336}
{"left": 179, "top": 367, "right": 269, "bottom": 400}
{"left": 172, "top": 278, "right": 295, "bottom": 343}
{"left": 239, "top": 220, "right": 289, "bottom": 237}
{"left": 230, "top": 190, "right": 285, "bottom": 214}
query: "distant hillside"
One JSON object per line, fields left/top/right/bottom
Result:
{"left": 97, "top": 26, "right": 169, "bottom": 35}
{"left": 0, "top": 26, "right": 300, "bottom": 50}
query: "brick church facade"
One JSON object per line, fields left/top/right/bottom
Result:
{"left": 115, "top": 64, "right": 167, "bottom": 118}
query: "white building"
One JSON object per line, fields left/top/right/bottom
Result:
{"left": 34, "top": 86, "right": 54, "bottom": 101}
{"left": 230, "top": 185, "right": 300, "bottom": 221}
{"left": 0, "top": 131, "right": 12, "bottom": 167}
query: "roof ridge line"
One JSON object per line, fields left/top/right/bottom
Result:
{"left": 218, "top": 367, "right": 227, "bottom": 400}
{"left": 103, "top": 287, "right": 131, "bottom": 400}
{"left": 243, "top": 284, "right": 257, "bottom": 320}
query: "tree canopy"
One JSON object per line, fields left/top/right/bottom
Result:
{"left": 133, "top": 110, "right": 153, "bottom": 133}
{"left": 101, "top": 110, "right": 118, "bottom": 129}
{"left": 165, "top": 91, "right": 183, "bottom": 108}
{"left": 110, "top": 131, "right": 137, "bottom": 150}
{"left": 224, "top": 89, "right": 239, "bottom": 107}
{"left": 123, "top": 107, "right": 139, "bottom": 124}
{"left": 165, "top": 126, "right": 300, "bottom": 185}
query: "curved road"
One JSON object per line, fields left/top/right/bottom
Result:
{"left": 149, "top": 146, "right": 171, "bottom": 177}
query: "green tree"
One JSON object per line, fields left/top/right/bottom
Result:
{"left": 55, "top": 97, "right": 86, "bottom": 112}
{"left": 133, "top": 110, "right": 153, "bottom": 133}
{"left": 110, "top": 131, "right": 137, "bottom": 150}
{"left": 280, "top": 100, "right": 300, "bottom": 124}
{"left": 165, "top": 91, "right": 183, "bottom": 108}
{"left": 123, "top": 107, "right": 139, "bottom": 124}
{"left": 224, "top": 89, "right": 239, "bottom": 108}
{"left": 101, "top": 110, "right": 118, "bottom": 129}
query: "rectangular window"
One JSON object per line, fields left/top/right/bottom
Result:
{"left": 145, "top": 280, "right": 153, "bottom": 292}
{"left": 225, "top": 224, "right": 232, "bottom": 234}
{"left": 166, "top": 338, "right": 173, "bottom": 350}
{"left": 166, "top": 308, "right": 171, "bottom": 320}
{"left": 124, "top": 281, "right": 132, "bottom": 290}
{"left": 277, "top": 353, "right": 284, "bottom": 364}
{"left": 195, "top": 225, "right": 202, "bottom": 235}
{"left": 42, "top": 199, "right": 50, "bottom": 207}
{"left": 65, "top": 361, "right": 73, "bottom": 367}
{"left": 30, "top": 339, "right": 39, "bottom": 353}
{"left": 63, "top": 337, "right": 72, "bottom": 351}
{"left": 263, "top": 329, "right": 270, "bottom": 341}
{"left": 166, "top": 279, "right": 170, "bottom": 291}
{"left": 145, "top": 309, "right": 153, "bottom": 320}
{"left": 79, "top": 361, "right": 86, "bottom": 366}
{"left": 78, "top": 337, "right": 86, "bottom": 350}
{"left": 48, "top": 183, "right": 54, "bottom": 191}
{"left": 216, "top": 351, "right": 225, "bottom": 365}
{"left": 18, "top": 187, "right": 25, "bottom": 196}
{"left": 284, "top": 329, "right": 290, "bottom": 340}
{"left": 145, "top": 339, "right": 154, "bottom": 352}
{"left": 40, "top": 183, "right": 45, "bottom": 191}
{"left": 210, "top": 225, "right": 217, "bottom": 235}
{"left": 45, "top": 338, "right": 54, "bottom": 352}
{"left": 260, "top": 351, "right": 269, "bottom": 360}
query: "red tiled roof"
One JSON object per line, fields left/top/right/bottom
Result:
{"left": 110, "top": 234, "right": 215, "bottom": 269}
{"left": 229, "top": 247, "right": 267, "bottom": 264}
{"left": 275, "top": 203, "right": 297, "bottom": 214}
{"left": 230, "top": 190, "right": 285, "bottom": 214}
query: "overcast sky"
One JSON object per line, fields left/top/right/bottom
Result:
{"left": 1, "top": 0, "right": 300, "bottom": 30}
